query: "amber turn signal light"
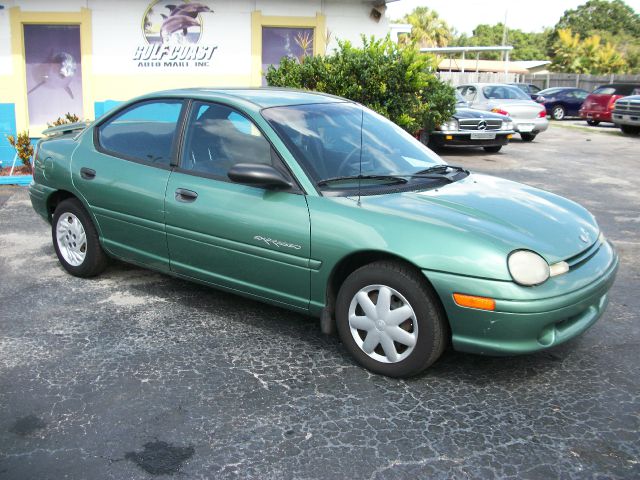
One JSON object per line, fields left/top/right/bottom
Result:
{"left": 453, "top": 293, "right": 496, "bottom": 311}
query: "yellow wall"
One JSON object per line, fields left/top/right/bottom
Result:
{"left": 251, "top": 11, "right": 326, "bottom": 86}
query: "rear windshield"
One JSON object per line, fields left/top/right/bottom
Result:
{"left": 483, "top": 85, "right": 531, "bottom": 100}
{"left": 538, "top": 88, "right": 565, "bottom": 95}
{"left": 593, "top": 85, "right": 640, "bottom": 95}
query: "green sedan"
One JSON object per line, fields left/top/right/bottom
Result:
{"left": 29, "top": 89, "right": 619, "bottom": 377}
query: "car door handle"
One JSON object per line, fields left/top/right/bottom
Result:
{"left": 175, "top": 188, "right": 198, "bottom": 203}
{"left": 80, "top": 167, "right": 96, "bottom": 180}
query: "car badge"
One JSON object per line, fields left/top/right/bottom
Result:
{"left": 477, "top": 120, "right": 487, "bottom": 131}
{"left": 579, "top": 228, "right": 590, "bottom": 243}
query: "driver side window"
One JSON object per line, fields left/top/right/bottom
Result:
{"left": 181, "top": 102, "right": 273, "bottom": 179}
{"left": 458, "top": 86, "right": 477, "bottom": 102}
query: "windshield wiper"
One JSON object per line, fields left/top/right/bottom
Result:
{"left": 317, "top": 175, "right": 409, "bottom": 187}
{"left": 414, "top": 164, "right": 468, "bottom": 175}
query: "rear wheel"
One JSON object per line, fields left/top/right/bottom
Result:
{"left": 335, "top": 261, "right": 447, "bottom": 377}
{"left": 587, "top": 119, "right": 600, "bottom": 126}
{"left": 620, "top": 124, "right": 640, "bottom": 135}
{"left": 520, "top": 133, "right": 537, "bottom": 142}
{"left": 483, "top": 145, "right": 502, "bottom": 153}
{"left": 52, "top": 198, "right": 108, "bottom": 277}
{"left": 551, "top": 105, "right": 565, "bottom": 120}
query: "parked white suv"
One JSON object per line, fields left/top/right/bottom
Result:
{"left": 613, "top": 95, "right": 640, "bottom": 135}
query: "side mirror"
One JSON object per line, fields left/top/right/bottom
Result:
{"left": 228, "top": 163, "right": 293, "bottom": 190}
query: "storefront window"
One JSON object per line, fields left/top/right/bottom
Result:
{"left": 261, "top": 27, "right": 313, "bottom": 84}
{"left": 23, "top": 24, "right": 83, "bottom": 126}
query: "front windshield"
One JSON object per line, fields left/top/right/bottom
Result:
{"left": 455, "top": 91, "right": 467, "bottom": 104}
{"left": 483, "top": 85, "right": 531, "bottom": 100}
{"left": 261, "top": 102, "right": 443, "bottom": 188}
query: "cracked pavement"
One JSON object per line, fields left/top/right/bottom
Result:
{"left": 0, "top": 124, "right": 639, "bottom": 479}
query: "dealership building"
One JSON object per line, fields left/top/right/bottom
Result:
{"left": 0, "top": 0, "right": 394, "bottom": 166}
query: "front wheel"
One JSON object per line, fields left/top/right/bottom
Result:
{"left": 620, "top": 124, "right": 640, "bottom": 135}
{"left": 587, "top": 119, "right": 600, "bottom": 126}
{"left": 335, "top": 261, "right": 448, "bottom": 377}
{"left": 551, "top": 105, "right": 565, "bottom": 120}
{"left": 483, "top": 145, "right": 502, "bottom": 153}
{"left": 52, "top": 198, "right": 109, "bottom": 277}
{"left": 520, "top": 133, "right": 537, "bottom": 142}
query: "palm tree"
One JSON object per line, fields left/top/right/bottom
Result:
{"left": 398, "top": 7, "right": 453, "bottom": 48}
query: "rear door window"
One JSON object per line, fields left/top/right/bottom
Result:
{"left": 97, "top": 100, "right": 183, "bottom": 166}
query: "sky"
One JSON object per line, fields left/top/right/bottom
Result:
{"left": 386, "top": 0, "right": 640, "bottom": 34}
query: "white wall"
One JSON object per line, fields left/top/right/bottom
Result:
{"left": 0, "top": 0, "right": 393, "bottom": 92}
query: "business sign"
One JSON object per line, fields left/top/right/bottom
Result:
{"left": 134, "top": 0, "right": 217, "bottom": 68}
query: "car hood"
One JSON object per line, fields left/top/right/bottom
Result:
{"left": 359, "top": 174, "right": 599, "bottom": 264}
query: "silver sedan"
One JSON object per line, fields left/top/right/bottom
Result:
{"left": 456, "top": 83, "right": 549, "bottom": 142}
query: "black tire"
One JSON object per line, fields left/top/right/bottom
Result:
{"left": 551, "top": 105, "right": 565, "bottom": 120}
{"left": 52, "top": 198, "right": 108, "bottom": 277}
{"left": 520, "top": 133, "right": 537, "bottom": 142}
{"left": 586, "top": 119, "right": 600, "bottom": 126}
{"left": 483, "top": 145, "right": 502, "bottom": 153}
{"left": 620, "top": 124, "right": 640, "bottom": 135}
{"left": 335, "top": 261, "right": 448, "bottom": 377}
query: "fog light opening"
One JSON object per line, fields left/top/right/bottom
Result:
{"left": 453, "top": 293, "right": 496, "bottom": 311}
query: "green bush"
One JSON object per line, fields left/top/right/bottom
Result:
{"left": 266, "top": 36, "right": 456, "bottom": 134}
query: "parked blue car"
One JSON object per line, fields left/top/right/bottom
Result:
{"left": 533, "top": 87, "right": 589, "bottom": 120}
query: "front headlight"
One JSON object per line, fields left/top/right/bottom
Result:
{"left": 508, "top": 250, "right": 550, "bottom": 286}
{"left": 438, "top": 119, "right": 459, "bottom": 132}
{"left": 501, "top": 120, "right": 514, "bottom": 131}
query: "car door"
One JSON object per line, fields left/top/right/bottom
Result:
{"left": 72, "top": 99, "right": 185, "bottom": 270}
{"left": 568, "top": 90, "right": 588, "bottom": 115}
{"left": 164, "top": 100, "right": 311, "bottom": 309}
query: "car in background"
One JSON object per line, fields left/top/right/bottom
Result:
{"left": 579, "top": 83, "right": 640, "bottom": 125}
{"left": 457, "top": 83, "right": 548, "bottom": 142}
{"left": 422, "top": 92, "right": 515, "bottom": 153}
{"left": 612, "top": 95, "right": 640, "bottom": 135}
{"left": 534, "top": 87, "right": 589, "bottom": 120}
{"left": 509, "top": 83, "right": 542, "bottom": 100}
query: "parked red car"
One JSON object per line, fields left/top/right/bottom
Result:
{"left": 580, "top": 83, "right": 640, "bottom": 125}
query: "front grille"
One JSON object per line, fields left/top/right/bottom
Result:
{"left": 459, "top": 119, "right": 503, "bottom": 131}
{"left": 564, "top": 239, "right": 601, "bottom": 269}
{"left": 614, "top": 100, "right": 640, "bottom": 115}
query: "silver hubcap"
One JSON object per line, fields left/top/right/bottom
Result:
{"left": 348, "top": 285, "right": 418, "bottom": 363}
{"left": 56, "top": 212, "right": 87, "bottom": 267}
{"left": 554, "top": 107, "right": 564, "bottom": 119}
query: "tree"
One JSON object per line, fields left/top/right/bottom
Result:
{"left": 548, "top": 0, "right": 640, "bottom": 71}
{"left": 551, "top": 28, "right": 628, "bottom": 73}
{"left": 397, "top": 7, "right": 453, "bottom": 48}
{"left": 265, "top": 36, "right": 456, "bottom": 134}
{"left": 453, "top": 24, "right": 550, "bottom": 61}
{"left": 553, "top": 0, "right": 640, "bottom": 38}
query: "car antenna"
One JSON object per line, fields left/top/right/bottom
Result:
{"left": 357, "top": 107, "right": 364, "bottom": 207}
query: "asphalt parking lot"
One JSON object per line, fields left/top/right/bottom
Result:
{"left": 1, "top": 124, "right": 639, "bottom": 479}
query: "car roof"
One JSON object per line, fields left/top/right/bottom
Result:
{"left": 142, "top": 87, "right": 348, "bottom": 108}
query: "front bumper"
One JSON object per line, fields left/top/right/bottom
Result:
{"left": 612, "top": 112, "right": 640, "bottom": 126}
{"left": 429, "top": 131, "right": 512, "bottom": 148}
{"left": 425, "top": 240, "right": 619, "bottom": 355}
{"left": 514, "top": 117, "right": 548, "bottom": 134}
